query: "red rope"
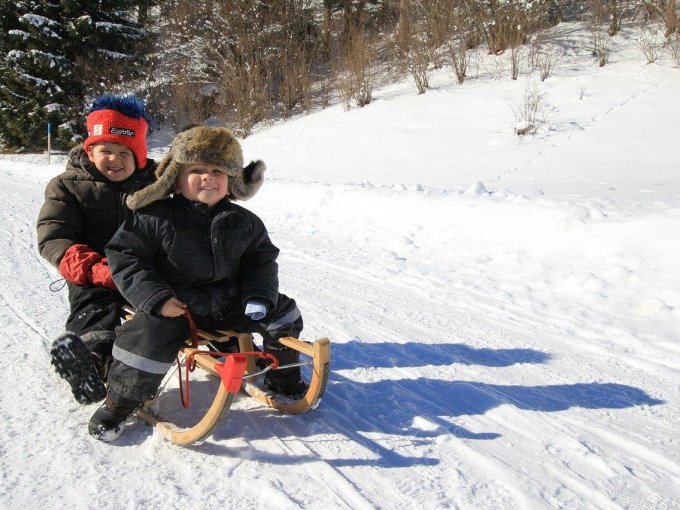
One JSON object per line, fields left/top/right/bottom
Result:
{"left": 177, "top": 310, "right": 199, "bottom": 407}
{"left": 184, "top": 310, "right": 199, "bottom": 348}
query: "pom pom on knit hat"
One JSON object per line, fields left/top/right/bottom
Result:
{"left": 83, "top": 95, "right": 149, "bottom": 169}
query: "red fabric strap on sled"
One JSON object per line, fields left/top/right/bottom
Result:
{"left": 177, "top": 310, "right": 279, "bottom": 408}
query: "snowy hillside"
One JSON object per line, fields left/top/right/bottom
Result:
{"left": 1, "top": 22, "right": 679, "bottom": 509}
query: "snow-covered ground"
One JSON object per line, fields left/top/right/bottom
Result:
{"left": 1, "top": 22, "right": 679, "bottom": 509}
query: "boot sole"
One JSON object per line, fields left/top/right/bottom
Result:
{"left": 51, "top": 334, "right": 107, "bottom": 404}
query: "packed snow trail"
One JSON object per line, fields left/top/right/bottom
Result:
{"left": 1, "top": 162, "right": 678, "bottom": 509}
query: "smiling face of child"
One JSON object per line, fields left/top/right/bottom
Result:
{"left": 86, "top": 142, "right": 136, "bottom": 182}
{"left": 176, "top": 164, "right": 230, "bottom": 208}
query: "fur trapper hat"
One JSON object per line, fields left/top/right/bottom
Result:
{"left": 126, "top": 126, "right": 265, "bottom": 210}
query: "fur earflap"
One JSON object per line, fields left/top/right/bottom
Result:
{"left": 126, "top": 126, "right": 265, "bottom": 210}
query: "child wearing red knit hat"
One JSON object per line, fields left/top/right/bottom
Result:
{"left": 37, "top": 95, "right": 157, "bottom": 405}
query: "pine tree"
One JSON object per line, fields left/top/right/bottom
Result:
{"left": 0, "top": 1, "right": 148, "bottom": 151}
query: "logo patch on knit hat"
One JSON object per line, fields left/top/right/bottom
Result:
{"left": 110, "top": 127, "right": 135, "bottom": 137}
{"left": 93, "top": 124, "right": 103, "bottom": 136}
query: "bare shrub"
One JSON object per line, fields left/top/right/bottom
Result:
{"left": 278, "top": 46, "right": 314, "bottom": 116}
{"left": 588, "top": 0, "right": 612, "bottom": 66}
{"left": 398, "top": 0, "right": 412, "bottom": 58}
{"left": 607, "top": 0, "right": 624, "bottom": 35}
{"left": 338, "top": 29, "right": 376, "bottom": 109}
{"left": 510, "top": 43, "right": 525, "bottom": 80}
{"left": 407, "top": 33, "right": 431, "bottom": 94}
{"left": 591, "top": 24, "right": 610, "bottom": 66}
{"left": 447, "top": 37, "right": 469, "bottom": 84}
{"left": 668, "top": 32, "right": 680, "bottom": 65}
{"left": 164, "top": 82, "right": 216, "bottom": 128}
{"left": 471, "top": 0, "right": 553, "bottom": 55}
{"left": 536, "top": 44, "right": 559, "bottom": 80}
{"left": 468, "top": 50, "right": 481, "bottom": 80}
{"left": 484, "top": 55, "right": 506, "bottom": 80}
{"left": 444, "top": 2, "right": 483, "bottom": 84}
{"left": 642, "top": 0, "right": 679, "bottom": 38}
{"left": 577, "top": 82, "right": 586, "bottom": 100}
{"left": 412, "top": 0, "right": 455, "bottom": 69}
{"left": 527, "top": 33, "right": 541, "bottom": 70}
{"left": 216, "top": 53, "right": 271, "bottom": 137}
{"left": 578, "top": 85, "right": 586, "bottom": 101}
{"left": 511, "top": 81, "right": 549, "bottom": 136}
{"left": 637, "top": 27, "right": 662, "bottom": 63}
{"left": 318, "top": 76, "right": 333, "bottom": 108}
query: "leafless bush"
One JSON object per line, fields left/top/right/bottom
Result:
{"left": 511, "top": 81, "right": 549, "bottom": 136}
{"left": 164, "top": 82, "right": 215, "bottom": 128}
{"left": 278, "top": 47, "right": 314, "bottom": 116}
{"left": 641, "top": 0, "right": 679, "bottom": 38}
{"left": 536, "top": 44, "right": 559, "bottom": 80}
{"left": 510, "top": 43, "right": 525, "bottom": 80}
{"left": 444, "top": 2, "right": 483, "bottom": 84}
{"left": 472, "top": 0, "right": 554, "bottom": 55}
{"left": 447, "top": 37, "right": 469, "bottom": 84}
{"left": 577, "top": 83, "right": 586, "bottom": 100}
{"left": 412, "top": 0, "right": 455, "bottom": 69}
{"left": 527, "top": 33, "right": 541, "bottom": 70}
{"left": 607, "top": 0, "right": 624, "bottom": 35}
{"left": 318, "top": 76, "right": 333, "bottom": 108}
{"left": 637, "top": 27, "right": 662, "bottom": 63}
{"left": 216, "top": 54, "right": 271, "bottom": 137}
{"left": 668, "top": 33, "right": 680, "bottom": 65}
{"left": 272, "top": 1, "right": 322, "bottom": 117}
{"left": 573, "top": 78, "right": 587, "bottom": 100}
{"left": 484, "top": 54, "right": 507, "bottom": 80}
{"left": 589, "top": 22, "right": 610, "bottom": 66}
{"left": 405, "top": 31, "right": 431, "bottom": 94}
{"left": 588, "top": 0, "right": 612, "bottom": 66}
{"left": 467, "top": 50, "right": 481, "bottom": 80}
{"left": 338, "top": 29, "right": 375, "bottom": 109}
{"left": 398, "top": 0, "right": 412, "bottom": 58}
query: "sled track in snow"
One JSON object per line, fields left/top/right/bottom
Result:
{"left": 274, "top": 241, "right": 679, "bottom": 507}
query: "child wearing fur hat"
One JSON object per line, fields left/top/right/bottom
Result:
{"left": 37, "top": 95, "right": 156, "bottom": 405}
{"left": 88, "top": 126, "right": 306, "bottom": 441}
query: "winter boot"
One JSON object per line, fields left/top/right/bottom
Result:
{"left": 88, "top": 394, "right": 141, "bottom": 442}
{"left": 263, "top": 347, "right": 309, "bottom": 399}
{"left": 81, "top": 330, "right": 115, "bottom": 381}
{"left": 50, "top": 332, "right": 107, "bottom": 404}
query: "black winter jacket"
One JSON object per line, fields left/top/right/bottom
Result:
{"left": 36, "top": 145, "right": 156, "bottom": 267}
{"left": 106, "top": 194, "right": 280, "bottom": 320}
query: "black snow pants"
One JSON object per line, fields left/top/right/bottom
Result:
{"left": 107, "top": 294, "right": 303, "bottom": 402}
{"left": 64, "top": 282, "right": 127, "bottom": 358}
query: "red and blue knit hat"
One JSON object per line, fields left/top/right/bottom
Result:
{"left": 83, "top": 95, "right": 149, "bottom": 169}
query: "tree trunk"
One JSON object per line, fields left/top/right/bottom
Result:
{"left": 399, "top": 0, "right": 411, "bottom": 57}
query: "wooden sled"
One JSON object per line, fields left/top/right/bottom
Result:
{"left": 135, "top": 329, "right": 330, "bottom": 446}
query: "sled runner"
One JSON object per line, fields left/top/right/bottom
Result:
{"left": 129, "top": 318, "right": 330, "bottom": 446}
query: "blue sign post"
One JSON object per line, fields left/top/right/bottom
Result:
{"left": 47, "top": 121, "right": 52, "bottom": 164}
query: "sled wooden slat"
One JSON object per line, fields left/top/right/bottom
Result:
{"left": 136, "top": 385, "right": 236, "bottom": 446}
{"left": 279, "top": 336, "right": 315, "bottom": 357}
{"left": 240, "top": 335, "right": 331, "bottom": 415}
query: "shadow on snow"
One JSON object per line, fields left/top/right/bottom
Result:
{"left": 329, "top": 339, "right": 552, "bottom": 370}
{"left": 122, "top": 339, "right": 663, "bottom": 467}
